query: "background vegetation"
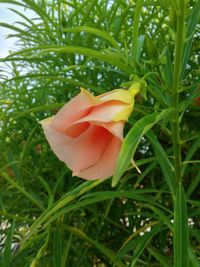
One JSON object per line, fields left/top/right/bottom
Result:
{"left": 0, "top": 0, "right": 199, "bottom": 266}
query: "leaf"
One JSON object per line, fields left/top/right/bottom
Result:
{"left": 63, "top": 26, "right": 120, "bottom": 49}
{"left": 146, "top": 34, "right": 159, "bottom": 63}
{"left": 130, "top": 224, "right": 161, "bottom": 266}
{"left": 20, "top": 180, "right": 104, "bottom": 249}
{"left": 112, "top": 108, "right": 176, "bottom": 187}
{"left": 181, "top": 136, "right": 200, "bottom": 177}
{"left": 144, "top": 204, "right": 173, "bottom": 230}
{"left": 54, "top": 224, "right": 62, "bottom": 267}
{"left": 180, "top": 4, "right": 200, "bottom": 79}
{"left": 42, "top": 190, "right": 170, "bottom": 230}
{"left": 163, "top": 47, "right": 173, "bottom": 87}
{"left": 131, "top": 0, "right": 144, "bottom": 60}
{"left": 6, "top": 45, "right": 132, "bottom": 75}
{"left": 189, "top": 246, "right": 200, "bottom": 267}
{"left": 0, "top": 0, "right": 24, "bottom": 7}
{"left": 12, "top": 103, "right": 65, "bottom": 120}
{"left": 146, "top": 76, "right": 170, "bottom": 106}
{"left": 174, "top": 183, "right": 189, "bottom": 267}
{"left": 2, "top": 172, "right": 44, "bottom": 210}
{"left": 186, "top": 172, "right": 200, "bottom": 199}
{"left": 0, "top": 22, "right": 28, "bottom": 35}
{"left": 148, "top": 246, "right": 170, "bottom": 267}
{"left": 134, "top": 160, "right": 157, "bottom": 188}
{"left": 135, "top": 35, "right": 145, "bottom": 62}
{"left": 78, "top": 0, "right": 97, "bottom": 26}
{"left": 65, "top": 226, "right": 126, "bottom": 267}
{"left": 190, "top": 228, "right": 200, "bottom": 242}
{"left": 114, "top": 223, "right": 161, "bottom": 265}
{"left": 61, "top": 234, "right": 72, "bottom": 267}
{"left": 21, "top": 0, "right": 54, "bottom": 24}
{"left": 2, "top": 221, "right": 15, "bottom": 267}
{"left": 147, "top": 132, "right": 175, "bottom": 194}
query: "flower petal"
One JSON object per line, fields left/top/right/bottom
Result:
{"left": 94, "top": 121, "right": 124, "bottom": 140}
{"left": 64, "top": 122, "right": 90, "bottom": 138}
{"left": 42, "top": 120, "right": 113, "bottom": 173}
{"left": 76, "top": 101, "right": 132, "bottom": 123}
{"left": 51, "top": 88, "right": 100, "bottom": 132}
{"left": 99, "top": 89, "right": 133, "bottom": 104}
{"left": 65, "top": 120, "right": 124, "bottom": 140}
{"left": 73, "top": 136, "right": 121, "bottom": 180}
{"left": 68, "top": 125, "right": 113, "bottom": 172}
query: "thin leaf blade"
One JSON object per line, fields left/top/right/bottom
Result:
{"left": 112, "top": 108, "right": 176, "bottom": 187}
{"left": 174, "top": 183, "right": 189, "bottom": 267}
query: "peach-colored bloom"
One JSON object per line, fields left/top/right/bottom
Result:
{"left": 40, "top": 84, "right": 140, "bottom": 180}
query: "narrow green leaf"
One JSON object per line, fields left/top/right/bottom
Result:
{"left": 54, "top": 224, "right": 62, "bottom": 267}
{"left": 114, "top": 224, "right": 161, "bottom": 265}
{"left": 0, "top": 22, "right": 28, "bottom": 34}
{"left": 6, "top": 45, "right": 132, "bottom": 74}
{"left": 2, "top": 221, "right": 15, "bottom": 267}
{"left": 186, "top": 172, "right": 200, "bottom": 199}
{"left": 148, "top": 246, "right": 170, "bottom": 267}
{"left": 163, "top": 47, "right": 173, "bottom": 87}
{"left": 12, "top": 103, "right": 64, "bottom": 120}
{"left": 180, "top": 4, "right": 200, "bottom": 79}
{"left": 8, "top": 7, "right": 37, "bottom": 28}
{"left": 146, "top": 76, "right": 170, "bottom": 106}
{"left": 135, "top": 35, "right": 145, "bottom": 62}
{"left": 2, "top": 172, "right": 44, "bottom": 210}
{"left": 4, "top": 74, "right": 100, "bottom": 93}
{"left": 21, "top": 0, "right": 55, "bottom": 25}
{"left": 29, "top": 228, "right": 50, "bottom": 266}
{"left": 79, "top": 0, "right": 97, "bottom": 26}
{"left": 144, "top": 204, "right": 173, "bottom": 230}
{"left": 65, "top": 226, "right": 126, "bottom": 267}
{"left": 189, "top": 246, "right": 200, "bottom": 267}
{"left": 134, "top": 160, "right": 157, "bottom": 188}
{"left": 112, "top": 108, "right": 176, "bottom": 187}
{"left": 43, "top": 191, "right": 171, "bottom": 230}
{"left": 20, "top": 180, "right": 103, "bottom": 249}
{"left": 146, "top": 34, "right": 159, "bottom": 62}
{"left": 61, "top": 234, "right": 72, "bottom": 267}
{"left": 131, "top": 0, "right": 144, "bottom": 60}
{"left": 174, "top": 183, "right": 189, "bottom": 267}
{"left": 0, "top": 0, "right": 24, "bottom": 7}
{"left": 63, "top": 26, "right": 120, "bottom": 49}
{"left": 190, "top": 228, "right": 200, "bottom": 242}
{"left": 147, "top": 132, "right": 175, "bottom": 194}
{"left": 181, "top": 136, "right": 200, "bottom": 177}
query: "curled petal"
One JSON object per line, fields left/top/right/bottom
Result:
{"left": 76, "top": 101, "right": 133, "bottom": 123}
{"left": 41, "top": 118, "right": 119, "bottom": 176}
{"left": 51, "top": 88, "right": 100, "bottom": 132}
{"left": 73, "top": 136, "right": 122, "bottom": 180}
{"left": 99, "top": 89, "right": 133, "bottom": 104}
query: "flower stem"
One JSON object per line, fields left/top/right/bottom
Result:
{"left": 171, "top": 0, "right": 185, "bottom": 185}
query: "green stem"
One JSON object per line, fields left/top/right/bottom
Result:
{"left": 131, "top": 0, "right": 144, "bottom": 60}
{"left": 171, "top": 0, "right": 185, "bottom": 185}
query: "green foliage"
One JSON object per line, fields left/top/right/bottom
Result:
{"left": 0, "top": 0, "right": 199, "bottom": 266}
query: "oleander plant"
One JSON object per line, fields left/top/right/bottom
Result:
{"left": 0, "top": 0, "right": 199, "bottom": 266}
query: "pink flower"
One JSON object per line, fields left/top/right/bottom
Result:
{"left": 41, "top": 85, "right": 140, "bottom": 180}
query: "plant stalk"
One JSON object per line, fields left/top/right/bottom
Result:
{"left": 171, "top": 0, "right": 185, "bottom": 185}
